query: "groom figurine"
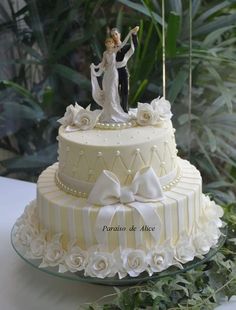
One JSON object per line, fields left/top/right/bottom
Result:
{"left": 111, "top": 26, "right": 139, "bottom": 113}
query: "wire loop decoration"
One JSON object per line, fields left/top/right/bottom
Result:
{"left": 161, "top": 0, "right": 166, "bottom": 98}
{"left": 188, "top": 0, "right": 193, "bottom": 158}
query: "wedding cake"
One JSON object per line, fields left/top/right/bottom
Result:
{"left": 13, "top": 98, "right": 223, "bottom": 279}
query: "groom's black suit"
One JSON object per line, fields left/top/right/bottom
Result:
{"left": 116, "top": 34, "right": 138, "bottom": 113}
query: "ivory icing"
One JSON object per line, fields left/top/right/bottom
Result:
{"left": 14, "top": 160, "right": 223, "bottom": 279}
{"left": 57, "top": 121, "right": 178, "bottom": 188}
{"left": 13, "top": 117, "right": 224, "bottom": 279}
{"left": 36, "top": 158, "right": 204, "bottom": 251}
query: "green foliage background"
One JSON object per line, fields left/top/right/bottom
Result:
{"left": 0, "top": 0, "right": 236, "bottom": 205}
{"left": 0, "top": 1, "right": 236, "bottom": 308}
{"left": 0, "top": 0, "right": 235, "bottom": 206}
{"left": 82, "top": 204, "right": 236, "bottom": 310}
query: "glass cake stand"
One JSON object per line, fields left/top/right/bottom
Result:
{"left": 11, "top": 224, "right": 227, "bottom": 286}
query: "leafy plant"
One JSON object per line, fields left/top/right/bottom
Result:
{"left": 119, "top": 0, "right": 236, "bottom": 204}
{"left": 80, "top": 204, "right": 236, "bottom": 310}
{"left": 0, "top": 1, "right": 236, "bottom": 308}
{"left": 0, "top": 0, "right": 236, "bottom": 204}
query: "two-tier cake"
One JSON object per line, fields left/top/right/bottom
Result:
{"left": 13, "top": 97, "right": 223, "bottom": 279}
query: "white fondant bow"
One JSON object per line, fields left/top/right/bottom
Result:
{"left": 87, "top": 167, "right": 164, "bottom": 245}
{"left": 88, "top": 167, "right": 164, "bottom": 205}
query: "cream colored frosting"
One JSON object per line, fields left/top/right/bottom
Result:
{"left": 13, "top": 110, "right": 224, "bottom": 279}
{"left": 37, "top": 158, "right": 204, "bottom": 251}
{"left": 14, "top": 193, "right": 223, "bottom": 278}
{"left": 58, "top": 121, "right": 178, "bottom": 192}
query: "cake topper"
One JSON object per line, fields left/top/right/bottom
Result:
{"left": 58, "top": 25, "right": 173, "bottom": 131}
{"left": 111, "top": 26, "right": 139, "bottom": 113}
{"left": 90, "top": 26, "right": 139, "bottom": 123}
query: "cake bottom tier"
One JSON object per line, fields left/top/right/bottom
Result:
{"left": 14, "top": 158, "right": 223, "bottom": 278}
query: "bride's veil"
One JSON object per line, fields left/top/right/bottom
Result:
{"left": 90, "top": 66, "right": 105, "bottom": 108}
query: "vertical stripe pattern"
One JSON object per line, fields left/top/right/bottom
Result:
{"left": 37, "top": 158, "right": 204, "bottom": 251}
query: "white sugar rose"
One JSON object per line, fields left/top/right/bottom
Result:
{"left": 64, "top": 246, "right": 88, "bottom": 273}
{"left": 150, "top": 97, "right": 172, "bottom": 120}
{"left": 40, "top": 238, "right": 65, "bottom": 267}
{"left": 136, "top": 103, "right": 156, "bottom": 126}
{"left": 84, "top": 252, "right": 116, "bottom": 278}
{"left": 147, "top": 244, "right": 174, "bottom": 273}
{"left": 121, "top": 249, "right": 148, "bottom": 277}
{"left": 74, "top": 109, "right": 101, "bottom": 130}
{"left": 58, "top": 103, "right": 81, "bottom": 126}
{"left": 16, "top": 201, "right": 37, "bottom": 226}
{"left": 15, "top": 214, "right": 27, "bottom": 226}
{"left": 24, "top": 201, "right": 37, "bottom": 217}
{"left": 15, "top": 223, "right": 38, "bottom": 247}
{"left": 202, "top": 221, "right": 221, "bottom": 247}
{"left": 203, "top": 195, "right": 223, "bottom": 227}
{"left": 112, "top": 248, "right": 128, "bottom": 279}
{"left": 24, "top": 201, "right": 39, "bottom": 227}
{"left": 29, "top": 234, "right": 46, "bottom": 259}
{"left": 193, "top": 231, "right": 211, "bottom": 256}
{"left": 136, "top": 97, "right": 172, "bottom": 126}
{"left": 175, "top": 234, "right": 195, "bottom": 264}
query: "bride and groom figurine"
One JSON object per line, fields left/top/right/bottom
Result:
{"left": 90, "top": 26, "right": 139, "bottom": 123}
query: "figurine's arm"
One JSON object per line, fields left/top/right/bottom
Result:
{"left": 131, "top": 26, "right": 139, "bottom": 49}
{"left": 119, "top": 33, "right": 138, "bottom": 54}
{"left": 132, "top": 33, "right": 138, "bottom": 49}
{"left": 115, "top": 26, "right": 139, "bottom": 53}
{"left": 92, "top": 52, "right": 106, "bottom": 69}
{"left": 90, "top": 52, "right": 106, "bottom": 76}
{"left": 116, "top": 34, "right": 135, "bottom": 69}
{"left": 92, "top": 63, "right": 100, "bottom": 69}
{"left": 114, "top": 31, "right": 132, "bottom": 53}
{"left": 119, "top": 32, "right": 132, "bottom": 50}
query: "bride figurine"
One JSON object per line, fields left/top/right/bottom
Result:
{"left": 90, "top": 27, "right": 139, "bottom": 123}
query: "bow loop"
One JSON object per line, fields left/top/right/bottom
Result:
{"left": 88, "top": 170, "right": 120, "bottom": 205}
{"left": 87, "top": 166, "right": 164, "bottom": 206}
{"left": 87, "top": 167, "right": 164, "bottom": 247}
{"left": 132, "top": 167, "right": 164, "bottom": 202}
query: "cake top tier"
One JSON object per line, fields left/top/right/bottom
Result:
{"left": 57, "top": 120, "right": 178, "bottom": 199}
{"left": 56, "top": 94, "right": 176, "bottom": 197}
{"left": 59, "top": 121, "right": 172, "bottom": 147}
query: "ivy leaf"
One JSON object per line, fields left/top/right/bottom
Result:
{"left": 141, "top": 290, "right": 165, "bottom": 300}
{"left": 228, "top": 238, "right": 236, "bottom": 245}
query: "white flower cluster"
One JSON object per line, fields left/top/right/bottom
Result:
{"left": 57, "top": 103, "right": 101, "bottom": 131}
{"left": 136, "top": 97, "right": 172, "bottom": 126}
{"left": 14, "top": 197, "right": 223, "bottom": 279}
{"left": 57, "top": 97, "right": 172, "bottom": 131}
{"left": 194, "top": 195, "right": 224, "bottom": 253}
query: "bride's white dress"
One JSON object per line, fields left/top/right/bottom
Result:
{"left": 90, "top": 35, "right": 134, "bottom": 123}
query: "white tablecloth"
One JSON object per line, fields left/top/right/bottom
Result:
{"left": 0, "top": 176, "right": 235, "bottom": 310}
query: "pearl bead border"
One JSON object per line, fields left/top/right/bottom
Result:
{"left": 55, "top": 166, "right": 182, "bottom": 199}
{"left": 162, "top": 166, "right": 182, "bottom": 191}
{"left": 55, "top": 172, "right": 88, "bottom": 198}
{"left": 95, "top": 120, "right": 136, "bottom": 130}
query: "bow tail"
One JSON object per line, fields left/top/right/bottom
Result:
{"left": 95, "top": 202, "right": 161, "bottom": 249}
{"left": 95, "top": 204, "right": 122, "bottom": 246}
{"left": 129, "top": 202, "right": 162, "bottom": 243}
